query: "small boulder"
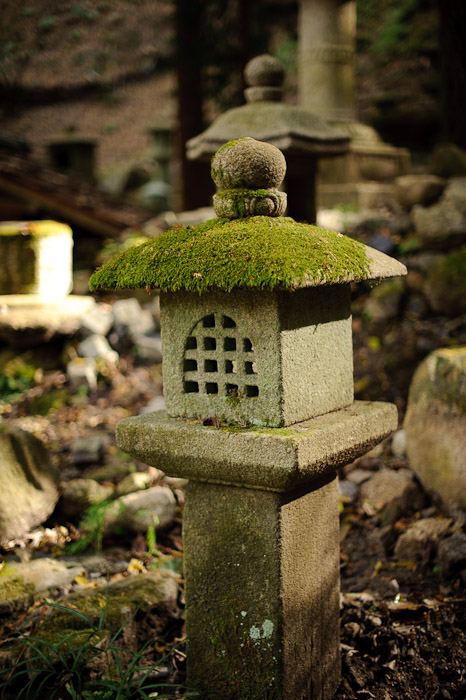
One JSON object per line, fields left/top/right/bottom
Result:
{"left": 425, "top": 246, "right": 466, "bottom": 316}
{"left": 437, "top": 532, "right": 466, "bottom": 579}
{"left": 394, "top": 174, "right": 446, "bottom": 211}
{"left": 26, "top": 571, "right": 179, "bottom": 678}
{"left": 71, "top": 435, "right": 105, "bottom": 465}
{"left": 60, "top": 479, "right": 114, "bottom": 518}
{"left": 429, "top": 143, "right": 466, "bottom": 178}
{"left": 140, "top": 394, "right": 166, "bottom": 414}
{"left": 339, "top": 480, "right": 359, "bottom": 503}
{"left": 114, "top": 471, "right": 152, "bottom": 497}
{"left": 360, "top": 468, "right": 423, "bottom": 514}
{"left": 404, "top": 347, "right": 466, "bottom": 513}
{"left": 67, "top": 357, "right": 97, "bottom": 391}
{"left": 134, "top": 333, "right": 163, "bottom": 363}
{"left": 80, "top": 303, "right": 114, "bottom": 337}
{"left": 105, "top": 486, "right": 177, "bottom": 534}
{"left": 365, "top": 278, "right": 404, "bottom": 322}
{"left": 394, "top": 517, "right": 451, "bottom": 563}
{"left": 78, "top": 334, "right": 118, "bottom": 363}
{"left": 412, "top": 179, "right": 466, "bottom": 249}
{"left": 112, "top": 298, "right": 155, "bottom": 340}
{"left": 0, "top": 427, "right": 59, "bottom": 545}
{"left": 391, "top": 429, "right": 407, "bottom": 457}
{"left": 0, "top": 558, "right": 85, "bottom": 614}
{"left": 86, "top": 461, "right": 136, "bottom": 483}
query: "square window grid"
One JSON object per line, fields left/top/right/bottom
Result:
{"left": 183, "top": 313, "right": 260, "bottom": 398}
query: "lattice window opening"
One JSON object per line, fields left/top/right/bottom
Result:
{"left": 183, "top": 313, "right": 260, "bottom": 398}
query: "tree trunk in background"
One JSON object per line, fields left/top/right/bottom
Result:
{"left": 238, "top": 0, "right": 251, "bottom": 94}
{"left": 437, "top": 0, "right": 466, "bottom": 149}
{"left": 174, "top": 0, "right": 212, "bottom": 210}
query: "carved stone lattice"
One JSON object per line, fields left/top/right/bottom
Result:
{"left": 183, "top": 313, "right": 259, "bottom": 398}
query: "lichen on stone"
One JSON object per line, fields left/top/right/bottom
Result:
{"left": 89, "top": 216, "right": 370, "bottom": 294}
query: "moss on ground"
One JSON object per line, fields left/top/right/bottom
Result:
{"left": 0, "top": 573, "right": 35, "bottom": 613}
{"left": 89, "top": 216, "right": 370, "bottom": 294}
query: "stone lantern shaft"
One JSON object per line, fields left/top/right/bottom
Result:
{"left": 90, "top": 139, "right": 406, "bottom": 699}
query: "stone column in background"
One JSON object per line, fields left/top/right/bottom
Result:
{"left": 298, "top": 0, "right": 411, "bottom": 211}
{"left": 298, "top": 0, "right": 356, "bottom": 123}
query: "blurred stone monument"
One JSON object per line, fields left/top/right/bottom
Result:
{"left": 298, "top": 0, "right": 410, "bottom": 210}
{"left": 187, "top": 54, "right": 350, "bottom": 223}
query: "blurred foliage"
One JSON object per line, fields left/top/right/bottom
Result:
{"left": 0, "top": 350, "right": 39, "bottom": 399}
{"left": 357, "top": 0, "right": 438, "bottom": 60}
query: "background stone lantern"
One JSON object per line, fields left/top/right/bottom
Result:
{"left": 186, "top": 54, "right": 350, "bottom": 224}
{"left": 90, "top": 138, "right": 406, "bottom": 699}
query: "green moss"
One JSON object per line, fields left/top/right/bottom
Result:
{"left": 38, "top": 576, "right": 168, "bottom": 640}
{"left": 0, "top": 574, "right": 35, "bottom": 613}
{"left": 215, "top": 188, "right": 273, "bottom": 218}
{"left": 89, "top": 216, "right": 370, "bottom": 294}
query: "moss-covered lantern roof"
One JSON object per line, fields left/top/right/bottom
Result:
{"left": 89, "top": 138, "right": 406, "bottom": 294}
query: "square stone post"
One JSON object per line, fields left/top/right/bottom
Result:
{"left": 184, "top": 476, "right": 340, "bottom": 700}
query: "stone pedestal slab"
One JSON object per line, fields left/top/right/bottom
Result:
{"left": 116, "top": 401, "right": 397, "bottom": 492}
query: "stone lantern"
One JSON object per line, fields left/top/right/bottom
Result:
{"left": 90, "top": 138, "right": 406, "bottom": 699}
{"left": 186, "top": 54, "right": 350, "bottom": 224}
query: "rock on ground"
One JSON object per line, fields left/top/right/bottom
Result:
{"left": 0, "top": 426, "right": 59, "bottom": 545}
{"left": 394, "top": 174, "right": 446, "bottom": 211}
{"left": 114, "top": 471, "right": 152, "bottom": 497}
{"left": 364, "top": 278, "right": 404, "bottom": 323}
{"left": 105, "top": 486, "right": 177, "bottom": 534}
{"left": 0, "top": 558, "right": 85, "bottom": 614}
{"left": 412, "top": 178, "right": 466, "bottom": 249}
{"left": 60, "top": 478, "right": 114, "bottom": 518}
{"left": 425, "top": 246, "right": 466, "bottom": 316}
{"left": 437, "top": 532, "right": 466, "bottom": 580}
{"left": 404, "top": 347, "right": 466, "bottom": 513}
{"left": 360, "top": 468, "right": 423, "bottom": 515}
{"left": 394, "top": 517, "right": 452, "bottom": 563}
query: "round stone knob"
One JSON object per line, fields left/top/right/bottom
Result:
{"left": 211, "top": 137, "right": 287, "bottom": 219}
{"left": 211, "top": 137, "right": 286, "bottom": 190}
{"left": 244, "top": 54, "right": 285, "bottom": 87}
{"left": 244, "top": 54, "right": 285, "bottom": 103}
